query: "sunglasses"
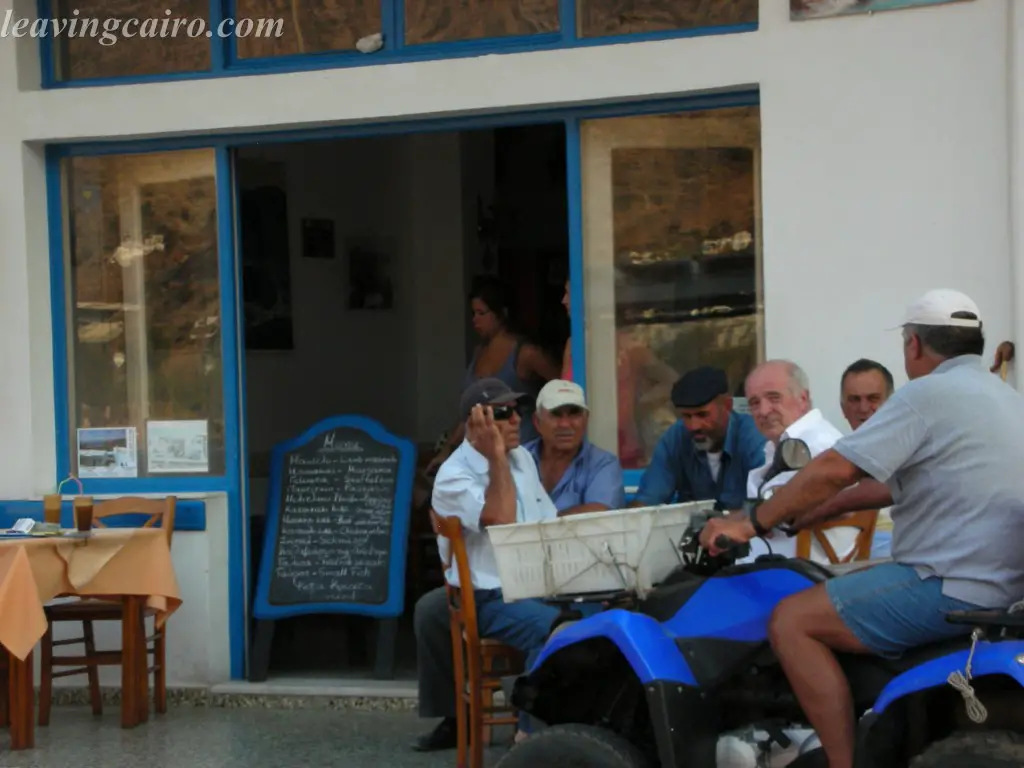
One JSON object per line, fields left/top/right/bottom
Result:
{"left": 489, "top": 404, "right": 521, "bottom": 421}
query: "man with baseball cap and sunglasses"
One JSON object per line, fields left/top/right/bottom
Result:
{"left": 700, "top": 289, "right": 1024, "bottom": 768}
{"left": 413, "top": 378, "right": 621, "bottom": 752}
{"left": 423, "top": 377, "right": 601, "bottom": 747}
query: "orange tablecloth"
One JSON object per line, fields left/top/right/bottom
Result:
{"left": 0, "top": 528, "right": 181, "bottom": 660}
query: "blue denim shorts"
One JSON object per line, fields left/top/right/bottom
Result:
{"left": 826, "top": 562, "right": 982, "bottom": 659}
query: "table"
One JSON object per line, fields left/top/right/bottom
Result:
{"left": 0, "top": 528, "right": 181, "bottom": 749}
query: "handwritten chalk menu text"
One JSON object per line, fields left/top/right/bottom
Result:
{"left": 269, "top": 428, "right": 398, "bottom": 606}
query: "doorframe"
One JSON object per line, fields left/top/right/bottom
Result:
{"left": 46, "top": 88, "right": 760, "bottom": 680}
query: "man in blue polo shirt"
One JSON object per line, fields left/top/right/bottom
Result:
{"left": 525, "top": 379, "right": 625, "bottom": 514}
{"left": 632, "top": 366, "right": 766, "bottom": 510}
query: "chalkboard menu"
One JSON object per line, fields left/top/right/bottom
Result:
{"left": 253, "top": 415, "right": 416, "bottom": 621}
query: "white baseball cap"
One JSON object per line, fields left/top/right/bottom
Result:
{"left": 894, "top": 289, "right": 982, "bottom": 329}
{"left": 536, "top": 379, "right": 588, "bottom": 412}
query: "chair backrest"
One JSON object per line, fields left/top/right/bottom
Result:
{"left": 796, "top": 509, "right": 878, "bottom": 564}
{"left": 432, "top": 510, "right": 481, "bottom": 648}
{"left": 93, "top": 496, "right": 177, "bottom": 549}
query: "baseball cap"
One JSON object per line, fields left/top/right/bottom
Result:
{"left": 671, "top": 366, "right": 730, "bottom": 408}
{"left": 894, "top": 289, "right": 982, "bottom": 329}
{"left": 459, "top": 378, "right": 524, "bottom": 422}
{"left": 536, "top": 379, "right": 588, "bottom": 412}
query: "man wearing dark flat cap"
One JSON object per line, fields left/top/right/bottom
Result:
{"left": 631, "top": 366, "right": 766, "bottom": 510}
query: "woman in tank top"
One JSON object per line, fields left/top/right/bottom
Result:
{"left": 428, "top": 276, "right": 560, "bottom": 474}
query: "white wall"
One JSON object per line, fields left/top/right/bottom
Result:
{"left": 0, "top": 0, "right": 1017, "bottom": 485}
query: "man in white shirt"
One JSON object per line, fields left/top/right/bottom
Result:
{"left": 742, "top": 360, "right": 859, "bottom": 562}
{"left": 431, "top": 378, "right": 588, "bottom": 743}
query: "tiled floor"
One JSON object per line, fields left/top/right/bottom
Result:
{"left": 0, "top": 707, "right": 507, "bottom": 767}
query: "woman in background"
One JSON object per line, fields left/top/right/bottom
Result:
{"left": 427, "top": 275, "right": 560, "bottom": 473}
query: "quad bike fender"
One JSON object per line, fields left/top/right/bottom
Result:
{"left": 872, "top": 640, "right": 1024, "bottom": 714}
{"left": 531, "top": 608, "right": 697, "bottom": 685}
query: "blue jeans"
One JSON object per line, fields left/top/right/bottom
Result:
{"left": 826, "top": 562, "right": 984, "bottom": 659}
{"left": 475, "top": 590, "right": 602, "bottom": 731}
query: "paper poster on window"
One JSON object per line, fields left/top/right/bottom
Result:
{"left": 146, "top": 420, "right": 209, "bottom": 474}
{"left": 77, "top": 427, "right": 138, "bottom": 479}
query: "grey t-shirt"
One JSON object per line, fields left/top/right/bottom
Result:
{"left": 832, "top": 354, "right": 1024, "bottom": 608}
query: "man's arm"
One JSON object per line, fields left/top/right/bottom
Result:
{"left": 701, "top": 393, "right": 928, "bottom": 550}
{"left": 752, "top": 395, "right": 927, "bottom": 531}
{"left": 794, "top": 479, "right": 893, "bottom": 531}
{"left": 631, "top": 424, "right": 684, "bottom": 507}
{"left": 560, "top": 452, "right": 626, "bottom": 516}
{"left": 480, "top": 454, "right": 517, "bottom": 527}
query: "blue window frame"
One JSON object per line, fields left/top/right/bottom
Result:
{"left": 36, "top": 0, "right": 757, "bottom": 89}
{"left": 44, "top": 89, "right": 759, "bottom": 679}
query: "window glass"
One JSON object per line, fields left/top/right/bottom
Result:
{"left": 51, "top": 0, "right": 211, "bottom": 81}
{"left": 579, "top": 106, "right": 763, "bottom": 469}
{"left": 404, "top": 0, "right": 559, "bottom": 45}
{"left": 577, "top": 0, "right": 757, "bottom": 38}
{"left": 234, "top": 0, "right": 381, "bottom": 58}
{"left": 63, "top": 150, "right": 225, "bottom": 478}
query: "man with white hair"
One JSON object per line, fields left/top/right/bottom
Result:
{"left": 741, "top": 359, "right": 860, "bottom": 562}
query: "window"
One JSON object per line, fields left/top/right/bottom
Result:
{"left": 50, "top": 0, "right": 212, "bottom": 81}
{"left": 234, "top": 0, "right": 381, "bottom": 59}
{"left": 62, "top": 149, "right": 226, "bottom": 478}
{"left": 579, "top": 106, "right": 763, "bottom": 470}
{"left": 577, "top": 0, "right": 757, "bottom": 38}
{"left": 404, "top": 0, "right": 559, "bottom": 45}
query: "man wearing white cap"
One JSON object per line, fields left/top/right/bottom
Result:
{"left": 525, "top": 379, "right": 625, "bottom": 515}
{"left": 700, "top": 289, "right": 1024, "bottom": 768}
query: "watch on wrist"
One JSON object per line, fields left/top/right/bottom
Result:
{"left": 744, "top": 500, "right": 770, "bottom": 537}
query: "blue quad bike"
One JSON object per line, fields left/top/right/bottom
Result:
{"left": 496, "top": 439, "right": 1024, "bottom": 768}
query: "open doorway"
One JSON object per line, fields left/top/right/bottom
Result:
{"left": 238, "top": 122, "right": 568, "bottom": 680}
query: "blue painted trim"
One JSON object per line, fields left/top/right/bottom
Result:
{"left": 209, "top": 0, "right": 228, "bottom": 74}
{"left": 215, "top": 146, "right": 247, "bottom": 680}
{"left": 252, "top": 415, "right": 417, "bottom": 621}
{"left": 46, "top": 147, "right": 71, "bottom": 485}
{"left": 47, "top": 91, "right": 759, "bottom": 158}
{"left": 624, "top": 468, "right": 644, "bottom": 489}
{"left": 38, "top": 0, "right": 756, "bottom": 88}
{"left": 384, "top": 0, "right": 402, "bottom": 53}
{"left": 564, "top": 116, "right": 585, "bottom": 396}
{"left": 558, "top": 0, "right": 576, "bottom": 43}
{"left": 0, "top": 499, "right": 206, "bottom": 531}
{"left": 37, "top": 0, "right": 56, "bottom": 88}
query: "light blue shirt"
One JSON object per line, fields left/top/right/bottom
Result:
{"left": 833, "top": 354, "right": 1024, "bottom": 608}
{"left": 432, "top": 440, "right": 557, "bottom": 590}
{"left": 523, "top": 438, "right": 625, "bottom": 512}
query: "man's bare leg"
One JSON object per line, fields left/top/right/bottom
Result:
{"left": 768, "top": 584, "right": 872, "bottom": 768}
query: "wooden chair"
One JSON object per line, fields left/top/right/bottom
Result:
{"left": 796, "top": 509, "right": 879, "bottom": 564}
{"left": 38, "top": 496, "right": 176, "bottom": 726}
{"left": 432, "top": 511, "right": 524, "bottom": 768}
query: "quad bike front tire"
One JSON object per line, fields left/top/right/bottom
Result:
{"left": 494, "top": 724, "right": 651, "bottom": 768}
{"left": 910, "top": 730, "right": 1024, "bottom": 767}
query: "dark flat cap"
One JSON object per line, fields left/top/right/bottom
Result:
{"left": 671, "top": 366, "right": 729, "bottom": 408}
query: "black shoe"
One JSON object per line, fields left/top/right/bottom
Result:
{"left": 412, "top": 717, "right": 458, "bottom": 752}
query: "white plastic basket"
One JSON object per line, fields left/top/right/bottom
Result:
{"left": 488, "top": 500, "right": 716, "bottom": 601}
